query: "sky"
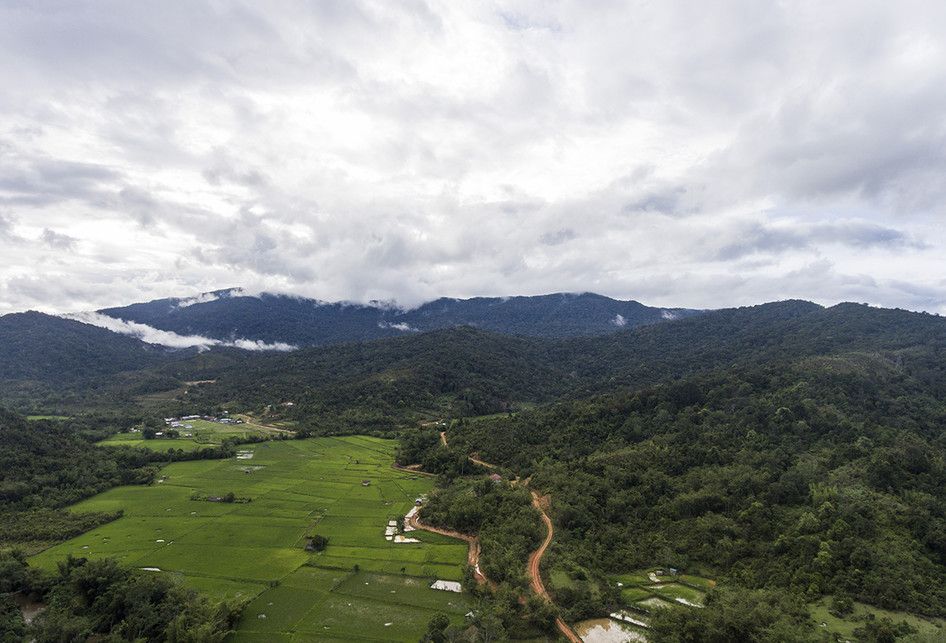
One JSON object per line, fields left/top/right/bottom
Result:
{"left": 1, "top": 0, "right": 945, "bottom": 315}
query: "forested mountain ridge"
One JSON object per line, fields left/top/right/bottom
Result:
{"left": 0, "top": 311, "right": 199, "bottom": 410}
{"left": 98, "top": 290, "right": 700, "bottom": 346}
{"left": 179, "top": 300, "right": 946, "bottom": 433}
{"left": 180, "top": 326, "right": 569, "bottom": 429}
{"left": 540, "top": 300, "right": 944, "bottom": 392}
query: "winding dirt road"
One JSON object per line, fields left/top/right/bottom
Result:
{"left": 529, "top": 492, "right": 582, "bottom": 643}
{"left": 440, "top": 427, "right": 581, "bottom": 641}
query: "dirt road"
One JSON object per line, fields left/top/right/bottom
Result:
{"left": 440, "top": 431, "right": 495, "bottom": 469}
{"left": 469, "top": 455, "right": 496, "bottom": 469}
{"left": 529, "top": 492, "right": 582, "bottom": 643}
{"left": 440, "top": 428, "right": 580, "bottom": 641}
{"left": 407, "top": 511, "right": 491, "bottom": 587}
{"left": 391, "top": 462, "right": 437, "bottom": 477}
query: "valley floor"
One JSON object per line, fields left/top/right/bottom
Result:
{"left": 29, "top": 436, "right": 470, "bottom": 641}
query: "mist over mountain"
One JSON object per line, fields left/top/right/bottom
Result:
{"left": 97, "top": 290, "right": 701, "bottom": 347}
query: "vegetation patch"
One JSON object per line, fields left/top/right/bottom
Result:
{"left": 808, "top": 596, "right": 946, "bottom": 642}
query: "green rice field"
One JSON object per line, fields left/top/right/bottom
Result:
{"left": 30, "top": 436, "right": 470, "bottom": 641}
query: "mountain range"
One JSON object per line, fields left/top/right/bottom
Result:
{"left": 0, "top": 290, "right": 696, "bottom": 409}
{"left": 97, "top": 290, "right": 701, "bottom": 346}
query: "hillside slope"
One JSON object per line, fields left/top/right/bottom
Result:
{"left": 0, "top": 311, "right": 172, "bottom": 383}
{"left": 0, "top": 311, "right": 190, "bottom": 410}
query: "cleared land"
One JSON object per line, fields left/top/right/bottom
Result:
{"left": 97, "top": 418, "right": 285, "bottom": 452}
{"left": 30, "top": 436, "right": 470, "bottom": 641}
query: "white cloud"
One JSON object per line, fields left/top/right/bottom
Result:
{"left": 611, "top": 314, "right": 627, "bottom": 327}
{"left": 176, "top": 291, "right": 221, "bottom": 308}
{"left": 61, "top": 311, "right": 296, "bottom": 351}
{"left": 378, "top": 321, "right": 419, "bottom": 332}
{"left": 1, "top": 1, "right": 945, "bottom": 315}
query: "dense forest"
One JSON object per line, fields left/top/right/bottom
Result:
{"left": 0, "top": 312, "right": 188, "bottom": 410}
{"left": 179, "top": 327, "right": 570, "bottom": 430}
{"left": 149, "top": 301, "right": 946, "bottom": 433}
{"left": 421, "top": 478, "right": 544, "bottom": 586}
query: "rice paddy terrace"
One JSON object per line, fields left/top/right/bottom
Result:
{"left": 29, "top": 436, "right": 470, "bottom": 641}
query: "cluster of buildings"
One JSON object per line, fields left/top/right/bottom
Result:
{"left": 162, "top": 413, "right": 245, "bottom": 429}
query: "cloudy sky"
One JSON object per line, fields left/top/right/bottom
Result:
{"left": 2, "top": 1, "right": 945, "bottom": 315}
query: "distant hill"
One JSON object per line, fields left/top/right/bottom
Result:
{"left": 98, "top": 290, "right": 701, "bottom": 347}
{"left": 0, "top": 311, "right": 184, "bottom": 409}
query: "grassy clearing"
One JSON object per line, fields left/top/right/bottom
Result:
{"left": 549, "top": 569, "right": 578, "bottom": 591}
{"left": 809, "top": 597, "right": 946, "bottom": 641}
{"left": 613, "top": 572, "right": 652, "bottom": 586}
{"left": 29, "top": 436, "right": 469, "bottom": 641}
{"left": 25, "top": 414, "right": 71, "bottom": 421}
{"left": 678, "top": 574, "right": 716, "bottom": 591}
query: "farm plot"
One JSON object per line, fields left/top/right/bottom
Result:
{"left": 611, "top": 568, "right": 716, "bottom": 614}
{"left": 29, "top": 437, "right": 469, "bottom": 641}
